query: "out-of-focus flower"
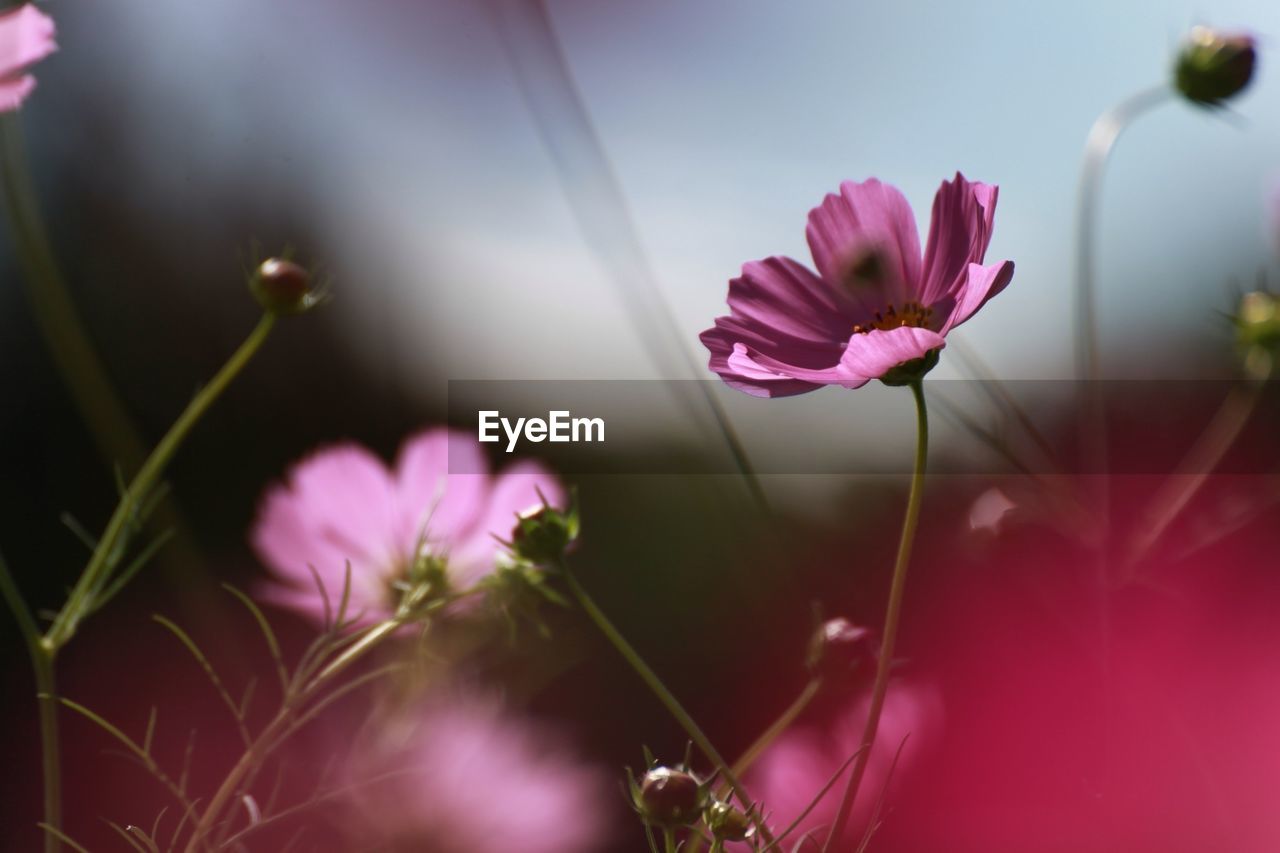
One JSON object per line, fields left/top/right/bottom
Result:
{"left": 745, "top": 682, "right": 942, "bottom": 844}
{"left": 1174, "top": 26, "right": 1256, "bottom": 107}
{"left": 252, "top": 428, "right": 564, "bottom": 622}
{"left": 700, "top": 174, "right": 1013, "bottom": 396}
{"left": 1234, "top": 290, "right": 1280, "bottom": 380}
{"left": 968, "top": 486, "right": 1018, "bottom": 535}
{"left": 352, "top": 697, "right": 608, "bottom": 853}
{"left": 0, "top": 5, "right": 55, "bottom": 113}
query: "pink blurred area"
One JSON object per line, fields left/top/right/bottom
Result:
{"left": 868, "top": 473, "right": 1280, "bottom": 851}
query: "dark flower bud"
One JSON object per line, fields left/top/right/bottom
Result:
{"left": 509, "top": 492, "right": 579, "bottom": 565}
{"left": 704, "top": 800, "right": 754, "bottom": 842}
{"left": 632, "top": 766, "right": 708, "bottom": 828}
{"left": 250, "top": 257, "right": 321, "bottom": 314}
{"left": 1174, "top": 26, "right": 1257, "bottom": 106}
{"left": 806, "top": 617, "right": 874, "bottom": 681}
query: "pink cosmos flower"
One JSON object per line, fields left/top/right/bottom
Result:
{"left": 744, "top": 682, "right": 942, "bottom": 846}
{"left": 351, "top": 696, "right": 609, "bottom": 853}
{"left": 701, "top": 174, "right": 1014, "bottom": 396}
{"left": 0, "top": 4, "right": 55, "bottom": 112}
{"left": 252, "top": 427, "right": 564, "bottom": 622}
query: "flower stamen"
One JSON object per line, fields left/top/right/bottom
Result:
{"left": 852, "top": 301, "right": 934, "bottom": 334}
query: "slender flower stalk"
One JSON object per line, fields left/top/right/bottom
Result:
{"left": 2, "top": 313, "right": 276, "bottom": 851}
{"left": 1074, "top": 86, "right": 1169, "bottom": 385}
{"left": 824, "top": 380, "right": 929, "bottom": 849}
{"left": 0, "top": 114, "right": 150, "bottom": 478}
{"left": 45, "top": 314, "right": 276, "bottom": 650}
{"left": 559, "top": 565, "right": 773, "bottom": 844}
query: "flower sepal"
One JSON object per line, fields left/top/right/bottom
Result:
{"left": 879, "top": 348, "right": 940, "bottom": 387}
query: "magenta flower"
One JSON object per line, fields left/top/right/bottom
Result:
{"left": 252, "top": 428, "right": 564, "bottom": 622}
{"left": 744, "top": 682, "right": 942, "bottom": 845}
{"left": 701, "top": 174, "right": 1014, "bottom": 396}
{"left": 352, "top": 697, "right": 609, "bottom": 853}
{"left": 0, "top": 4, "right": 55, "bottom": 112}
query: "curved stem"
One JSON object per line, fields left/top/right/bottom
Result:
{"left": 823, "top": 380, "right": 929, "bottom": 850}
{"left": 0, "top": 114, "right": 149, "bottom": 477}
{"left": 560, "top": 567, "right": 772, "bottom": 844}
{"left": 1074, "top": 85, "right": 1169, "bottom": 385}
{"left": 44, "top": 314, "right": 276, "bottom": 651}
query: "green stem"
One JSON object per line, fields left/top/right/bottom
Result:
{"left": 823, "top": 379, "right": 929, "bottom": 850}
{"left": 185, "top": 616, "right": 406, "bottom": 853}
{"left": 729, "top": 677, "right": 821, "bottom": 781}
{"left": 687, "top": 677, "right": 821, "bottom": 853}
{"left": 561, "top": 567, "right": 772, "bottom": 844}
{"left": 0, "top": 551, "right": 61, "bottom": 852}
{"left": 44, "top": 314, "right": 276, "bottom": 651}
{"left": 34, "top": 648, "right": 61, "bottom": 853}
{"left": 0, "top": 114, "right": 149, "bottom": 477}
{"left": 663, "top": 827, "right": 678, "bottom": 853}
{"left": 1074, "top": 85, "right": 1169, "bottom": 385}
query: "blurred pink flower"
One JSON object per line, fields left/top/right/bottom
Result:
{"left": 0, "top": 4, "right": 55, "bottom": 112}
{"left": 252, "top": 427, "right": 563, "bottom": 622}
{"left": 353, "top": 697, "right": 609, "bottom": 853}
{"left": 701, "top": 174, "right": 1013, "bottom": 396}
{"left": 745, "top": 682, "right": 943, "bottom": 845}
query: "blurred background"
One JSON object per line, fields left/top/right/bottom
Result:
{"left": 3, "top": 0, "right": 1280, "bottom": 850}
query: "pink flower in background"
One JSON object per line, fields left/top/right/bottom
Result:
{"left": 353, "top": 697, "right": 609, "bottom": 853}
{"left": 701, "top": 174, "right": 1013, "bottom": 396}
{"left": 745, "top": 682, "right": 942, "bottom": 845}
{"left": 252, "top": 427, "right": 564, "bottom": 622}
{"left": 0, "top": 5, "right": 55, "bottom": 112}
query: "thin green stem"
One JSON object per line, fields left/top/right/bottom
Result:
{"left": 1074, "top": 85, "right": 1169, "bottom": 385}
{"left": 0, "top": 114, "right": 148, "bottom": 477}
{"left": 561, "top": 566, "right": 772, "bottom": 844}
{"left": 663, "top": 827, "right": 678, "bottom": 853}
{"left": 0, "top": 551, "right": 62, "bottom": 853}
{"left": 730, "top": 677, "right": 820, "bottom": 782}
{"left": 688, "top": 677, "right": 821, "bottom": 853}
{"left": 184, "top": 616, "right": 406, "bottom": 853}
{"left": 44, "top": 314, "right": 276, "bottom": 651}
{"left": 823, "top": 380, "right": 929, "bottom": 850}
{"left": 33, "top": 650, "right": 61, "bottom": 853}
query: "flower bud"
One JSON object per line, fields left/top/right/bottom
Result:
{"left": 704, "top": 800, "right": 754, "bottom": 842}
{"left": 1235, "top": 291, "right": 1280, "bottom": 379}
{"left": 1174, "top": 26, "right": 1257, "bottom": 106}
{"left": 250, "top": 257, "right": 320, "bottom": 314}
{"left": 509, "top": 494, "right": 579, "bottom": 565}
{"left": 806, "top": 617, "right": 874, "bottom": 681}
{"left": 632, "top": 766, "right": 708, "bottom": 828}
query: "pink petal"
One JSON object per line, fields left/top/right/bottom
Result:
{"left": 919, "top": 173, "right": 1000, "bottom": 306}
{"left": 0, "top": 5, "right": 54, "bottom": 79}
{"left": 394, "top": 428, "right": 490, "bottom": 555}
{"left": 805, "top": 179, "right": 922, "bottom": 308}
{"left": 251, "top": 444, "right": 402, "bottom": 608}
{"left": 0, "top": 74, "right": 34, "bottom": 112}
{"left": 723, "top": 256, "right": 856, "bottom": 343}
{"left": 938, "top": 260, "right": 1015, "bottom": 334}
{"left": 701, "top": 317, "right": 837, "bottom": 398}
{"left": 837, "top": 326, "right": 946, "bottom": 381}
{"left": 727, "top": 342, "right": 872, "bottom": 391}
{"left": 449, "top": 460, "right": 565, "bottom": 586}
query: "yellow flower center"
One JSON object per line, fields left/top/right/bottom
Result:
{"left": 852, "top": 301, "right": 934, "bottom": 335}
